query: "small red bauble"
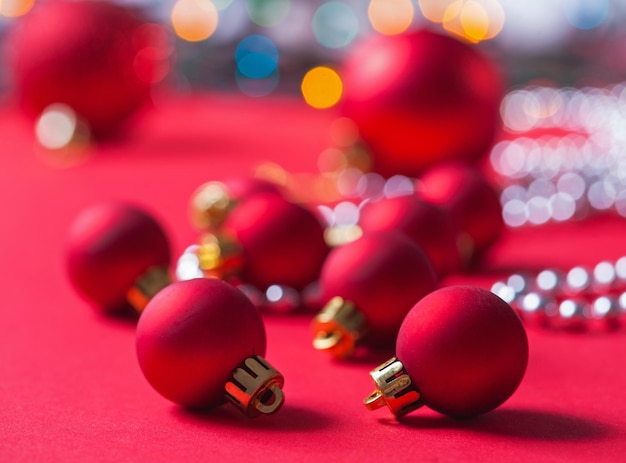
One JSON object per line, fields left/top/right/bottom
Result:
{"left": 136, "top": 278, "right": 284, "bottom": 417}
{"left": 8, "top": 0, "right": 165, "bottom": 137}
{"left": 418, "top": 162, "right": 503, "bottom": 259}
{"left": 365, "top": 286, "right": 528, "bottom": 418}
{"left": 198, "top": 192, "right": 328, "bottom": 291}
{"left": 339, "top": 29, "right": 503, "bottom": 177}
{"left": 65, "top": 202, "right": 171, "bottom": 313}
{"left": 359, "top": 195, "right": 462, "bottom": 277}
{"left": 189, "top": 177, "right": 283, "bottom": 231}
{"left": 312, "top": 232, "right": 437, "bottom": 357}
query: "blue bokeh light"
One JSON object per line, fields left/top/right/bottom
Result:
{"left": 235, "top": 34, "right": 279, "bottom": 79}
{"left": 563, "top": 0, "right": 609, "bottom": 30}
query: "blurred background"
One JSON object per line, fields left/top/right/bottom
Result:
{"left": 1, "top": 0, "right": 625, "bottom": 101}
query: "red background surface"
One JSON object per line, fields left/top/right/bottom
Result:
{"left": 1, "top": 94, "right": 626, "bottom": 462}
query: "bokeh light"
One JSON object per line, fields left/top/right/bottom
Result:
{"left": 246, "top": 0, "right": 290, "bottom": 27}
{"left": 367, "top": 0, "right": 414, "bottom": 35}
{"left": 235, "top": 35, "right": 279, "bottom": 79}
{"left": 301, "top": 66, "right": 343, "bottom": 109}
{"left": 312, "top": 2, "right": 359, "bottom": 49}
{"left": 0, "top": 0, "right": 35, "bottom": 17}
{"left": 418, "top": 0, "right": 504, "bottom": 43}
{"left": 235, "top": 35, "right": 279, "bottom": 97}
{"left": 171, "top": 0, "right": 219, "bottom": 42}
{"left": 563, "top": 0, "right": 609, "bottom": 30}
{"left": 213, "top": 0, "right": 233, "bottom": 10}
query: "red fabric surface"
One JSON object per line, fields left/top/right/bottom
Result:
{"left": 1, "top": 93, "right": 626, "bottom": 462}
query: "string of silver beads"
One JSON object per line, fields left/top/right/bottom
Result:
{"left": 491, "top": 257, "right": 626, "bottom": 330}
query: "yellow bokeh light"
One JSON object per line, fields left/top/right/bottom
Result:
{"left": 0, "top": 0, "right": 36, "bottom": 17}
{"left": 171, "top": 0, "right": 218, "bottom": 42}
{"left": 367, "top": 0, "right": 414, "bottom": 35}
{"left": 418, "top": 0, "right": 455, "bottom": 23}
{"left": 301, "top": 66, "right": 343, "bottom": 110}
{"left": 421, "top": 0, "right": 504, "bottom": 43}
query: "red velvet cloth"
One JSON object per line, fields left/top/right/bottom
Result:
{"left": 1, "top": 93, "right": 626, "bottom": 462}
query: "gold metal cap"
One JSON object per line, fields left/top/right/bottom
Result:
{"left": 363, "top": 357, "right": 423, "bottom": 418}
{"left": 196, "top": 233, "right": 243, "bottom": 279}
{"left": 190, "top": 181, "right": 234, "bottom": 230}
{"left": 311, "top": 296, "right": 368, "bottom": 358}
{"left": 126, "top": 266, "right": 171, "bottom": 312}
{"left": 224, "top": 355, "right": 285, "bottom": 418}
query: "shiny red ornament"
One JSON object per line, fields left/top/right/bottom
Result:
{"left": 136, "top": 278, "right": 284, "bottom": 417}
{"left": 365, "top": 286, "right": 528, "bottom": 418}
{"left": 359, "top": 195, "right": 462, "bottom": 277}
{"left": 312, "top": 232, "right": 437, "bottom": 357}
{"left": 8, "top": 0, "right": 166, "bottom": 137}
{"left": 339, "top": 29, "right": 503, "bottom": 177}
{"left": 201, "top": 192, "right": 328, "bottom": 291}
{"left": 65, "top": 202, "right": 171, "bottom": 313}
{"left": 418, "top": 162, "right": 503, "bottom": 259}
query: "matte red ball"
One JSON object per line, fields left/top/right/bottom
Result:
{"left": 418, "top": 162, "right": 503, "bottom": 257}
{"left": 8, "top": 0, "right": 163, "bottom": 137}
{"left": 320, "top": 232, "right": 437, "bottom": 346}
{"left": 396, "top": 286, "right": 528, "bottom": 417}
{"left": 65, "top": 202, "right": 170, "bottom": 312}
{"left": 136, "top": 278, "right": 266, "bottom": 408}
{"left": 359, "top": 195, "right": 462, "bottom": 276}
{"left": 223, "top": 192, "right": 329, "bottom": 290}
{"left": 340, "top": 29, "right": 503, "bottom": 177}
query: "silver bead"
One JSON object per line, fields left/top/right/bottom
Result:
{"left": 516, "top": 292, "right": 552, "bottom": 326}
{"left": 262, "top": 284, "right": 301, "bottom": 314}
{"left": 552, "top": 298, "right": 587, "bottom": 331}
{"left": 535, "top": 269, "right": 563, "bottom": 293}
{"left": 564, "top": 266, "right": 591, "bottom": 295}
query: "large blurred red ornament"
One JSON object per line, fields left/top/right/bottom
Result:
{"left": 66, "top": 202, "right": 171, "bottom": 313}
{"left": 312, "top": 232, "right": 437, "bottom": 357}
{"left": 198, "top": 192, "right": 328, "bottom": 291}
{"left": 340, "top": 29, "right": 503, "bottom": 177}
{"left": 8, "top": 0, "right": 166, "bottom": 137}
{"left": 359, "top": 195, "right": 462, "bottom": 276}
{"left": 365, "top": 286, "right": 528, "bottom": 418}
{"left": 136, "top": 278, "right": 284, "bottom": 417}
{"left": 418, "top": 162, "right": 503, "bottom": 259}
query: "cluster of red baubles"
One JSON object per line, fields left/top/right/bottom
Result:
{"left": 51, "top": 1, "right": 527, "bottom": 421}
{"left": 66, "top": 161, "right": 527, "bottom": 419}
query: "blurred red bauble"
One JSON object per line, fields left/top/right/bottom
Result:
{"left": 8, "top": 0, "right": 167, "bottom": 137}
{"left": 65, "top": 202, "right": 171, "bottom": 313}
{"left": 365, "top": 286, "right": 528, "bottom": 418}
{"left": 313, "top": 232, "right": 437, "bottom": 357}
{"left": 359, "top": 195, "right": 462, "bottom": 276}
{"left": 136, "top": 278, "right": 284, "bottom": 416}
{"left": 339, "top": 29, "right": 504, "bottom": 177}
{"left": 418, "top": 162, "right": 503, "bottom": 259}
{"left": 189, "top": 177, "right": 284, "bottom": 231}
{"left": 218, "top": 192, "right": 329, "bottom": 290}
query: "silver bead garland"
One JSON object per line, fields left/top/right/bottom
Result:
{"left": 491, "top": 257, "right": 626, "bottom": 331}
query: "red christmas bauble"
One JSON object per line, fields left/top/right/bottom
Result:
{"left": 8, "top": 0, "right": 164, "bottom": 137}
{"left": 418, "top": 162, "right": 503, "bottom": 258}
{"left": 223, "top": 192, "right": 328, "bottom": 290}
{"left": 340, "top": 29, "right": 503, "bottom": 177}
{"left": 136, "top": 278, "right": 267, "bottom": 409}
{"left": 190, "top": 177, "right": 284, "bottom": 231}
{"left": 359, "top": 195, "right": 462, "bottom": 276}
{"left": 319, "top": 232, "right": 437, "bottom": 346}
{"left": 65, "top": 202, "right": 170, "bottom": 312}
{"left": 396, "top": 286, "right": 528, "bottom": 417}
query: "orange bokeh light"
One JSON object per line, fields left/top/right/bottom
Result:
{"left": 367, "top": 0, "right": 414, "bottom": 35}
{"left": 419, "top": 0, "right": 504, "bottom": 43}
{"left": 171, "top": 0, "right": 219, "bottom": 42}
{"left": 301, "top": 66, "right": 343, "bottom": 110}
{"left": 0, "top": 0, "right": 36, "bottom": 17}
